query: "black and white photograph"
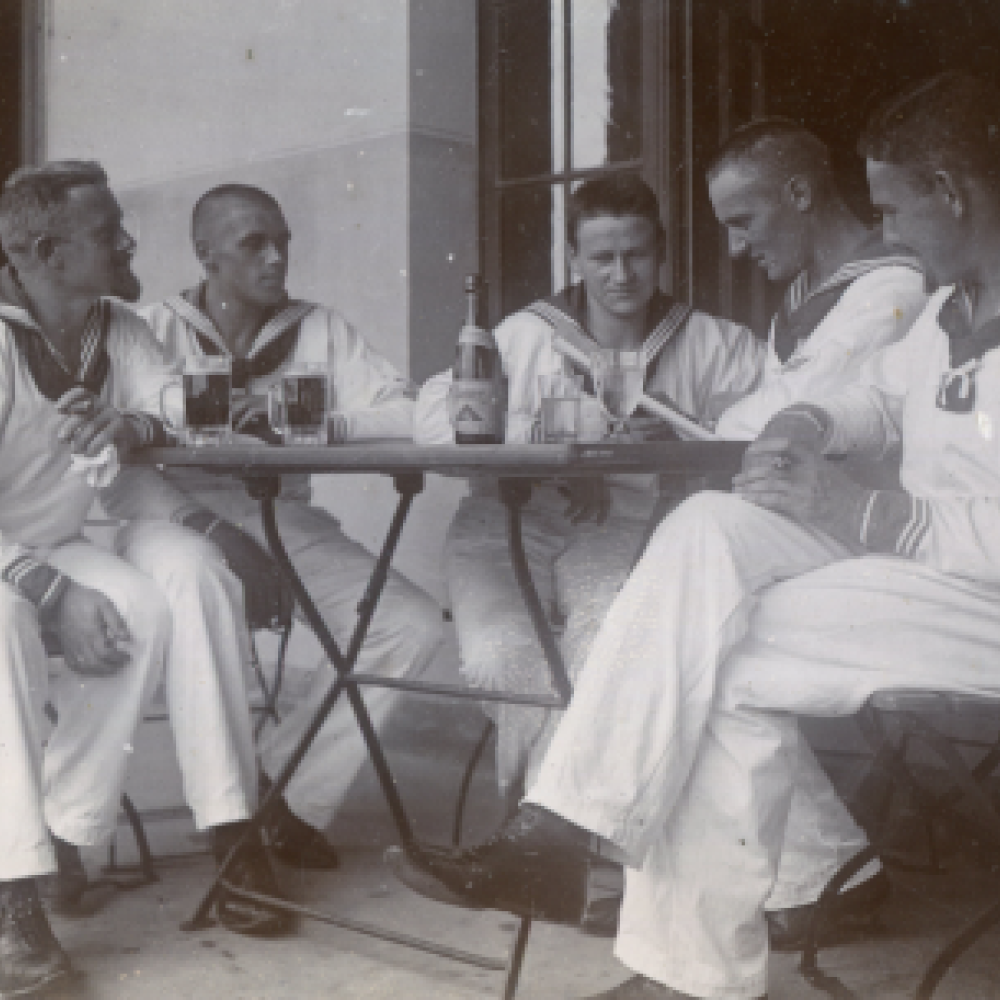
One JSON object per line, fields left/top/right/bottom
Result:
{"left": 1, "top": 1, "right": 1000, "bottom": 997}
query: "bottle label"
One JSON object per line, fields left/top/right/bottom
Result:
{"left": 448, "top": 379, "right": 505, "bottom": 439}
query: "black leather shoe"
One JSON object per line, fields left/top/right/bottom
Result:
{"left": 211, "top": 825, "right": 295, "bottom": 938}
{"left": 767, "top": 868, "right": 891, "bottom": 952}
{"left": 0, "top": 879, "right": 73, "bottom": 997}
{"left": 265, "top": 799, "right": 339, "bottom": 871}
{"left": 584, "top": 975, "right": 766, "bottom": 998}
{"left": 385, "top": 804, "right": 594, "bottom": 923}
{"left": 37, "top": 835, "right": 87, "bottom": 916}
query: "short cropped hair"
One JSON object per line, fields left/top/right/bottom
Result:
{"left": 566, "top": 174, "right": 665, "bottom": 251}
{"left": 858, "top": 73, "right": 1000, "bottom": 192}
{"left": 0, "top": 160, "right": 108, "bottom": 255}
{"left": 192, "top": 183, "right": 283, "bottom": 241}
{"left": 706, "top": 117, "right": 833, "bottom": 193}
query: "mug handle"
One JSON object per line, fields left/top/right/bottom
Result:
{"left": 159, "top": 378, "right": 184, "bottom": 436}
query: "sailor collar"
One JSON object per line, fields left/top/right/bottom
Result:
{"left": 526, "top": 284, "right": 693, "bottom": 370}
{"left": 164, "top": 283, "right": 315, "bottom": 389}
{"left": 934, "top": 283, "right": 1000, "bottom": 413}
{"left": 0, "top": 266, "right": 110, "bottom": 400}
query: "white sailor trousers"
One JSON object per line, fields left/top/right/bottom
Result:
{"left": 525, "top": 492, "right": 1000, "bottom": 998}
{"left": 0, "top": 538, "right": 170, "bottom": 880}
{"left": 210, "top": 497, "right": 445, "bottom": 832}
{"left": 115, "top": 521, "right": 259, "bottom": 830}
{"left": 444, "top": 483, "right": 654, "bottom": 791}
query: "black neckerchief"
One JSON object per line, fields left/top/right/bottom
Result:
{"left": 934, "top": 284, "right": 1000, "bottom": 412}
{"left": 0, "top": 266, "right": 110, "bottom": 401}
{"left": 184, "top": 283, "right": 302, "bottom": 390}
{"left": 771, "top": 233, "right": 923, "bottom": 363}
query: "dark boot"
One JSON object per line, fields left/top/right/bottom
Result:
{"left": 37, "top": 835, "right": 87, "bottom": 915}
{"left": 211, "top": 823, "right": 295, "bottom": 938}
{"left": 385, "top": 804, "right": 594, "bottom": 923}
{"left": 0, "top": 879, "right": 73, "bottom": 996}
{"left": 259, "top": 773, "right": 339, "bottom": 871}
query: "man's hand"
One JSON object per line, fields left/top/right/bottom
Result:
{"left": 44, "top": 581, "right": 132, "bottom": 677}
{"left": 230, "top": 392, "right": 282, "bottom": 444}
{"left": 55, "top": 388, "right": 139, "bottom": 458}
{"left": 733, "top": 438, "right": 870, "bottom": 547}
{"left": 558, "top": 476, "right": 611, "bottom": 525}
{"left": 191, "top": 517, "right": 295, "bottom": 630}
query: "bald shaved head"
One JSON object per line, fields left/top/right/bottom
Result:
{"left": 191, "top": 184, "right": 283, "bottom": 243}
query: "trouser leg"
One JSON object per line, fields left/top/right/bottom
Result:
{"left": 43, "top": 539, "right": 170, "bottom": 846}
{"left": 116, "top": 521, "right": 257, "bottom": 830}
{"left": 525, "top": 492, "right": 850, "bottom": 855}
{"left": 444, "top": 489, "right": 571, "bottom": 790}
{"left": 0, "top": 586, "right": 56, "bottom": 880}
{"left": 251, "top": 500, "right": 444, "bottom": 830}
{"left": 767, "top": 737, "right": 877, "bottom": 909}
{"left": 608, "top": 549, "right": 1000, "bottom": 996}
{"left": 521, "top": 511, "right": 648, "bottom": 791}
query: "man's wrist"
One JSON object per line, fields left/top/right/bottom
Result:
{"left": 2, "top": 555, "right": 70, "bottom": 614}
{"left": 121, "top": 412, "right": 170, "bottom": 449}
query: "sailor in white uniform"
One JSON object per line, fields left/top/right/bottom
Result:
{"left": 142, "top": 184, "right": 444, "bottom": 870}
{"left": 0, "top": 162, "right": 290, "bottom": 997}
{"left": 388, "top": 74, "right": 1000, "bottom": 1000}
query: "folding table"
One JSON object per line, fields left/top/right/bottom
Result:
{"left": 131, "top": 439, "right": 746, "bottom": 996}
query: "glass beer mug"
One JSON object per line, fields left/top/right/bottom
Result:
{"left": 267, "top": 362, "right": 330, "bottom": 446}
{"left": 160, "top": 356, "right": 233, "bottom": 446}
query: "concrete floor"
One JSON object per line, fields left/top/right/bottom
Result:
{"left": 41, "top": 645, "right": 1000, "bottom": 999}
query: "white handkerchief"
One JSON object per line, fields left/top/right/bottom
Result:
{"left": 66, "top": 444, "right": 120, "bottom": 487}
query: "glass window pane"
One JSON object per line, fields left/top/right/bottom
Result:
{"left": 571, "top": 0, "right": 642, "bottom": 169}
{"left": 499, "top": 0, "right": 565, "bottom": 179}
{"left": 500, "top": 184, "right": 566, "bottom": 317}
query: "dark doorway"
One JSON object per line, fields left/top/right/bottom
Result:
{"left": 763, "top": 0, "right": 1000, "bottom": 221}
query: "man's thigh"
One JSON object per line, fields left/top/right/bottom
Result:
{"left": 723, "top": 555, "right": 1000, "bottom": 717}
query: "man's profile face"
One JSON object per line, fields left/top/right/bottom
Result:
{"left": 866, "top": 158, "right": 964, "bottom": 287}
{"left": 568, "top": 214, "right": 661, "bottom": 322}
{"left": 197, "top": 197, "right": 291, "bottom": 308}
{"left": 55, "top": 184, "right": 140, "bottom": 302}
{"left": 708, "top": 163, "right": 806, "bottom": 283}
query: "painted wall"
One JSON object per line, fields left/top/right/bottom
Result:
{"left": 45, "top": 0, "right": 476, "bottom": 611}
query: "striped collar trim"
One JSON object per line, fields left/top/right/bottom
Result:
{"left": 527, "top": 298, "right": 690, "bottom": 367}
{"left": 164, "top": 291, "right": 315, "bottom": 359}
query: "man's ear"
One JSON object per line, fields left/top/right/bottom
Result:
{"left": 934, "top": 169, "right": 966, "bottom": 220}
{"left": 785, "top": 174, "right": 814, "bottom": 213}
{"left": 194, "top": 238, "right": 215, "bottom": 271}
{"left": 32, "top": 235, "right": 59, "bottom": 266}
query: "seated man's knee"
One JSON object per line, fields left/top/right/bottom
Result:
{"left": 120, "top": 522, "right": 230, "bottom": 591}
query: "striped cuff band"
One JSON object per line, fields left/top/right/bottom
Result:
{"left": 1, "top": 554, "right": 69, "bottom": 609}
{"left": 860, "top": 490, "right": 929, "bottom": 558}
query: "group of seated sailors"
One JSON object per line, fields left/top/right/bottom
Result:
{"left": 0, "top": 68, "right": 996, "bottom": 1000}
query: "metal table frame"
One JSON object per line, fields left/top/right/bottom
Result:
{"left": 132, "top": 440, "right": 745, "bottom": 997}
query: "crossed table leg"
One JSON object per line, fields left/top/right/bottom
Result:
{"left": 182, "top": 473, "right": 572, "bottom": 998}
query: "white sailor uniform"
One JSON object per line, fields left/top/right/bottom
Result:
{"left": 141, "top": 291, "right": 444, "bottom": 832}
{"left": 0, "top": 289, "right": 258, "bottom": 881}
{"left": 524, "top": 284, "right": 1000, "bottom": 998}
